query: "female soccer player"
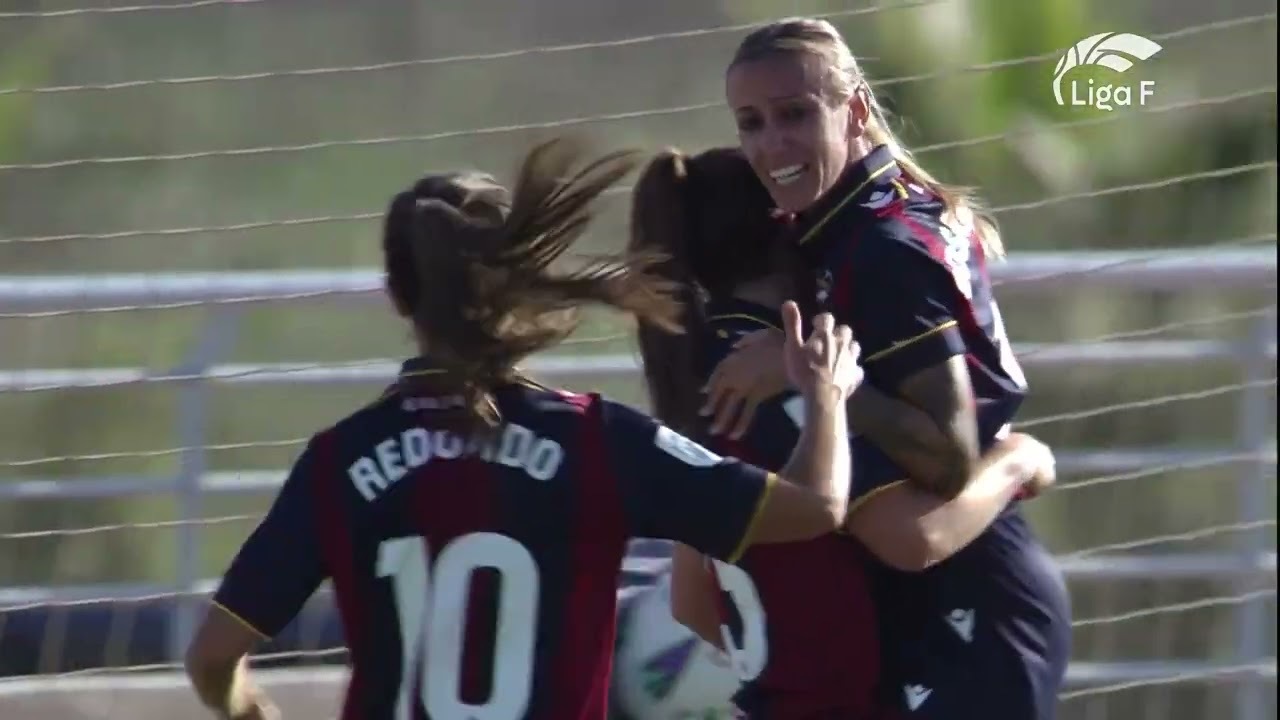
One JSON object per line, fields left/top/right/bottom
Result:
{"left": 182, "top": 137, "right": 867, "bottom": 720}
{"left": 630, "top": 145, "right": 1057, "bottom": 719}
{"left": 701, "top": 19, "right": 1073, "bottom": 720}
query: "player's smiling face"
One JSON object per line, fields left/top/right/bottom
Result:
{"left": 726, "top": 53, "right": 854, "bottom": 213}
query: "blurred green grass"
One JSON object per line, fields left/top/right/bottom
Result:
{"left": 0, "top": 3, "right": 1274, "bottom": 714}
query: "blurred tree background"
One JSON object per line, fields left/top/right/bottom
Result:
{"left": 0, "top": 1, "right": 1274, "bottom": 718}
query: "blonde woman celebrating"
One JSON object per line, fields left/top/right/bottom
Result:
{"left": 702, "top": 18, "right": 1072, "bottom": 720}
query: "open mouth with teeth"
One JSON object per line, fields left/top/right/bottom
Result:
{"left": 769, "top": 164, "right": 807, "bottom": 186}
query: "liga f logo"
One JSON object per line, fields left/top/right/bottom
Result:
{"left": 1053, "top": 32, "right": 1163, "bottom": 109}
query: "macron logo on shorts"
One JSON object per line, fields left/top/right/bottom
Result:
{"left": 946, "top": 608, "right": 976, "bottom": 643}
{"left": 904, "top": 684, "right": 933, "bottom": 711}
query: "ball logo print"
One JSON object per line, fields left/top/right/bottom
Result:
{"left": 640, "top": 636, "right": 701, "bottom": 701}
{"left": 1052, "top": 32, "right": 1163, "bottom": 110}
{"left": 615, "top": 576, "right": 742, "bottom": 720}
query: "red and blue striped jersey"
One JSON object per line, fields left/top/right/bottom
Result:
{"left": 212, "top": 359, "right": 774, "bottom": 720}
{"left": 698, "top": 299, "right": 882, "bottom": 719}
{"left": 794, "top": 144, "right": 1027, "bottom": 458}
{"left": 791, "top": 147, "right": 1069, "bottom": 716}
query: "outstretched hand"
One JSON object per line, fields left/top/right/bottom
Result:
{"left": 700, "top": 328, "right": 789, "bottom": 440}
{"left": 781, "top": 301, "right": 862, "bottom": 400}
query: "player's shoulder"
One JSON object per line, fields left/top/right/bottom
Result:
{"left": 322, "top": 387, "right": 405, "bottom": 449}
{"left": 600, "top": 398, "right": 736, "bottom": 475}
{"left": 855, "top": 184, "right": 947, "bottom": 254}
{"left": 593, "top": 394, "right": 650, "bottom": 432}
{"left": 503, "top": 378, "right": 598, "bottom": 413}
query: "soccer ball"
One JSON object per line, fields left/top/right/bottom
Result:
{"left": 613, "top": 574, "right": 742, "bottom": 720}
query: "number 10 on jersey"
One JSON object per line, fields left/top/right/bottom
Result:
{"left": 378, "top": 533, "right": 540, "bottom": 720}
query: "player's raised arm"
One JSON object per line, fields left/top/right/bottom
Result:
{"left": 750, "top": 303, "right": 856, "bottom": 541}
{"left": 185, "top": 439, "right": 327, "bottom": 720}
{"left": 608, "top": 302, "right": 858, "bottom": 562}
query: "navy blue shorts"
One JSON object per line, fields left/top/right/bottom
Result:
{"left": 887, "top": 651, "right": 1066, "bottom": 719}
{"left": 877, "top": 538, "right": 1071, "bottom": 720}
{"left": 850, "top": 431, "right": 1071, "bottom": 720}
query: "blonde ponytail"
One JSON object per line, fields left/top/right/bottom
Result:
{"left": 862, "top": 95, "right": 1004, "bottom": 258}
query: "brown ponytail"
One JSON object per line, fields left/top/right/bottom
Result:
{"left": 629, "top": 149, "right": 707, "bottom": 436}
{"left": 383, "top": 137, "right": 684, "bottom": 433}
{"left": 628, "top": 146, "right": 783, "bottom": 436}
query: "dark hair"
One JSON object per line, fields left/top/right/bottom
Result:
{"left": 383, "top": 137, "right": 683, "bottom": 432}
{"left": 627, "top": 146, "right": 783, "bottom": 435}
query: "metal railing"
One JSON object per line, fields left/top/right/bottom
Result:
{"left": 1, "top": 249, "right": 1276, "bottom": 712}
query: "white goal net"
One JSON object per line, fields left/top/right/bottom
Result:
{"left": 0, "top": 1, "right": 1274, "bottom": 719}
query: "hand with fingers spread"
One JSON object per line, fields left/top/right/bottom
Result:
{"left": 781, "top": 301, "right": 863, "bottom": 401}
{"left": 700, "top": 327, "right": 789, "bottom": 440}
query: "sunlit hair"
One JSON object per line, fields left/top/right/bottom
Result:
{"left": 382, "top": 137, "right": 683, "bottom": 432}
{"left": 730, "top": 17, "right": 1004, "bottom": 257}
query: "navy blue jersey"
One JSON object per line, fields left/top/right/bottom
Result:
{"left": 699, "top": 299, "right": 883, "bottom": 719}
{"left": 792, "top": 147, "right": 1070, "bottom": 719}
{"left": 212, "top": 359, "right": 774, "bottom": 720}
{"left": 797, "top": 145, "right": 1027, "bottom": 447}
{"left": 697, "top": 299, "right": 797, "bottom": 472}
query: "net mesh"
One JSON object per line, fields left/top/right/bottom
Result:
{"left": 0, "top": 1, "right": 1274, "bottom": 719}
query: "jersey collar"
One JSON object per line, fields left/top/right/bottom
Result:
{"left": 396, "top": 356, "right": 549, "bottom": 396}
{"left": 705, "top": 296, "right": 783, "bottom": 331}
{"left": 793, "top": 144, "right": 899, "bottom": 249}
{"left": 399, "top": 356, "right": 447, "bottom": 381}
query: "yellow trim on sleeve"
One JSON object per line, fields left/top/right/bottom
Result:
{"left": 725, "top": 472, "right": 779, "bottom": 564}
{"left": 845, "top": 479, "right": 908, "bottom": 520}
{"left": 211, "top": 600, "right": 271, "bottom": 641}
{"left": 862, "top": 320, "right": 959, "bottom": 364}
